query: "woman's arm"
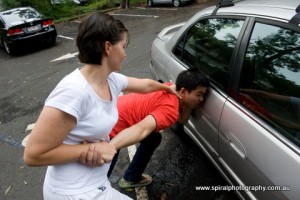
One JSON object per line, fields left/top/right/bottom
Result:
{"left": 240, "top": 89, "right": 290, "bottom": 103}
{"left": 79, "top": 116, "right": 156, "bottom": 167}
{"left": 23, "top": 107, "right": 116, "bottom": 166}
{"left": 124, "top": 77, "right": 180, "bottom": 98}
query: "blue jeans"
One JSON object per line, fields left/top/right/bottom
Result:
{"left": 108, "top": 132, "right": 162, "bottom": 182}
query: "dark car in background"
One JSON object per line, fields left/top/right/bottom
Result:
{"left": 150, "top": 0, "right": 300, "bottom": 199}
{"left": 0, "top": 6, "right": 57, "bottom": 54}
{"left": 147, "top": 0, "right": 192, "bottom": 7}
{"left": 50, "top": 0, "right": 89, "bottom": 6}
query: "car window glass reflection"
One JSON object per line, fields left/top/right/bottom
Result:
{"left": 239, "top": 22, "right": 300, "bottom": 147}
{"left": 174, "top": 18, "right": 244, "bottom": 90}
{"left": 2, "top": 8, "right": 40, "bottom": 24}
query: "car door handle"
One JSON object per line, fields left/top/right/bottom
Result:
{"left": 224, "top": 131, "right": 247, "bottom": 159}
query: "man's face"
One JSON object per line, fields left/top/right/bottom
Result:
{"left": 182, "top": 86, "right": 208, "bottom": 108}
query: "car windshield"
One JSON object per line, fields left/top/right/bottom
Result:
{"left": 2, "top": 8, "right": 41, "bottom": 24}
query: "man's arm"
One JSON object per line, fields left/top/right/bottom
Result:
{"left": 79, "top": 115, "right": 157, "bottom": 167}
{"left": 109, "top": 115, "right": 157, "bottom": 150}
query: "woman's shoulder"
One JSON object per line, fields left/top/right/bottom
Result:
{"left": 108, "top": 72, "right": 128, "bottom": 92}
{"left": 57, "top": 69, "right": 88, "bottom": 88}
{"left": 108, "top": 72, "right": 126, "bottom": 82}
{"left": 50, "top": 69, "right": 90, "bottom": 99}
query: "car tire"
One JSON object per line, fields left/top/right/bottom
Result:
{"left": 173, "top": 0, "right": 181, "bottom": 7}
{"left": 48, "top": 36, "right": 56, "bottom": 46}
{"left": 147, "top": 0, "right": 154, "bottom": 7}
{"left": 2, "top": 39, "right": 14, "bottom": 55}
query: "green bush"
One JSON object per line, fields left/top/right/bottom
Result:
{"left": 1, "top": 0, "right": 145, "bottom": 21}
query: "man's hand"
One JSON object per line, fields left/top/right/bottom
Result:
{"left": 79, "top": 141, "right": 116, "bottom": 167}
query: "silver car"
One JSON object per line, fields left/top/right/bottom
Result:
{"left": 149, "top": 0, "right": 300, "bottom": 199}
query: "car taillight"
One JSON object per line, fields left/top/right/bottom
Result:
{"left": 42, "top": 19, "right": 53, "bottom": 28}
{"left": 7, "top": 28, "right": 24, "bottom": 36}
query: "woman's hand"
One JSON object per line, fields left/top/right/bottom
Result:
{"left": 79, "top": 141, "right": 116, "bottom": 167}
{"left": 168, "top": 84, "right": 182, "bottom": 99}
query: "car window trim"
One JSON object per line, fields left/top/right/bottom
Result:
{"left": 228, "top": 17, "right": 255, "bottom": 99}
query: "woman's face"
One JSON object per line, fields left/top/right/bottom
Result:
{"left": 107, "top": 32, "right": 128, "bottom": 71}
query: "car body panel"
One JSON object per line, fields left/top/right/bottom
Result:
{"left": 188, "top": 89, "right": 226, "bottom": 156}
{"left": 219, "top": 98, "right": 300, "bottom": 199}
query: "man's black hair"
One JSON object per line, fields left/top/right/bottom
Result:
{"left": 176, "top": 68, "right": 210, "bottom": 92}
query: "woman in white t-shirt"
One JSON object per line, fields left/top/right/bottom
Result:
{"left": 23, "top": 12, "right": 177, "bottom": 200}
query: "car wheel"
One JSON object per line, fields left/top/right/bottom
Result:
{"left": 173, "top": 0, "right": 180, "bottom": 7}
{"left": 48, "top": 37, "right": 56, "bottom": 46}
{"left": 2, "top": 40, "right": 13, "bottom": 54}
{"left": 147, "top": 0, "right": 153, "bottom": 7}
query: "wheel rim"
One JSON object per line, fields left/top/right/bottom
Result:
{"left": 173, "top": 0, "right": 180, "bottom": 7}
{"left": 147, "top": 0, "right": 152, "bottom": 7}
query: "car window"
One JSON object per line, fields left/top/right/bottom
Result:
{"left": 173, "top": 18, "right": 244, "bottom": 90}
{"left": 2, "top": 8, "right": 40, "bottom": 24}
{"left": 238, "top": 22, "right": 300, "bottom": 148}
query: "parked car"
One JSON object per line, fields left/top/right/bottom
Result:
{"left": 0, "top": 6, "right": 57, "bottom": 54}
{"left": 50, "top": 0, "right": 89, "bottom": 6}
{"left": 150, "top": 0, "right": 300, "bottom": 199}
{"left": 72, "top": 0, "right": 89, "bottom": 5}
{"left": 147, "top": 0, "right": 192, "bottom": 7}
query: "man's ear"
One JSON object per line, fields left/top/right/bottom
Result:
{"left": 178, "top": 87, "right": 187, "bottom": 97}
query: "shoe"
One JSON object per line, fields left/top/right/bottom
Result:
{"left": 118, "top": 173, "right": 153, "bottom": 189}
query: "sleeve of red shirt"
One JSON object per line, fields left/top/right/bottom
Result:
{"left": 150, "top": 94, "right": 180, "bottom": 132}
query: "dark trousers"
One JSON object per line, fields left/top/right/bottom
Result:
{"left": 107, "top": 132, "right": 162, "bottom": 182}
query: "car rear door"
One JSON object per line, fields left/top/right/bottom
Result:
{"left": 218, "top": 18, "right": 300, "bottom": 200}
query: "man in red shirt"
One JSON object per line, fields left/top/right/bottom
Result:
{"left": 109, "top": 68, "right": 209, "bottom": 188}
{"left": 81, "top": 68, "right": 210, "bottom": 188}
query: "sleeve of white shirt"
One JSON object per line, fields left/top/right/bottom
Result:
{"left": 45, "top": 84, "right": 87, "bottom": 122}
{"left": 109, "top": 72, "right": 128, "bottom": 94}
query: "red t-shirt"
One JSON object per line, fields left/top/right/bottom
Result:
{"left": 110, "top": 87, "right": 180, "bottom": 138}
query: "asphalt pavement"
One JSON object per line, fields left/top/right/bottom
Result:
{"left": 0, "top": 1, "right": 239, "bottom": 199}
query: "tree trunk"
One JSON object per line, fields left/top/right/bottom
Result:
{"left": 121, "top": 0, "right": 129, "bottom": 9}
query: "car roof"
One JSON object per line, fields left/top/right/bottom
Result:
{"left": 198, "top": 0, "right": 300, "bottom": 24}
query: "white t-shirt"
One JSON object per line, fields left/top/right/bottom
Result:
{"left": 43, "top": 68, "right": 128, "bottom": 195}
